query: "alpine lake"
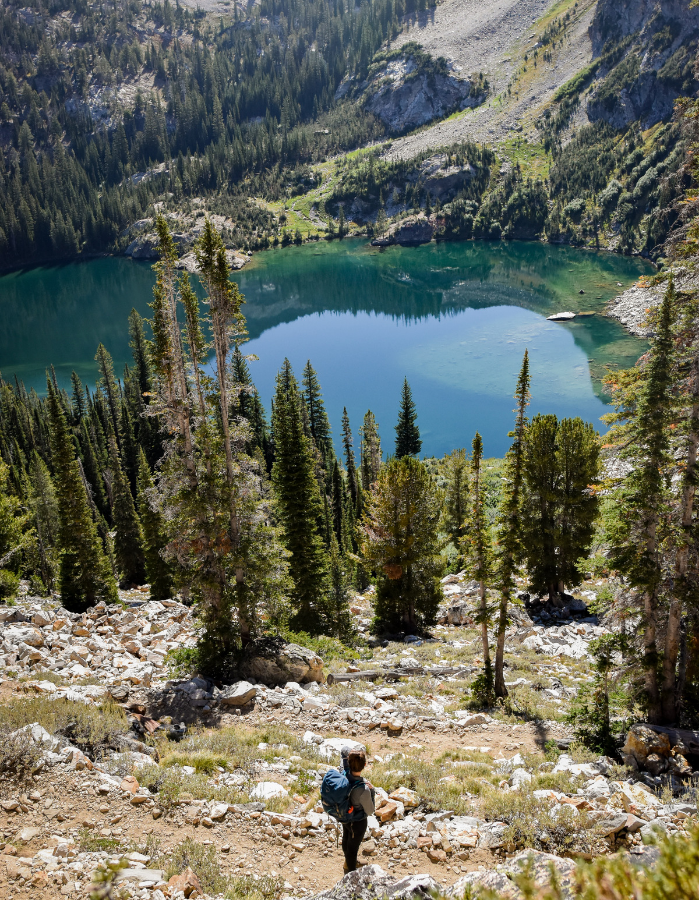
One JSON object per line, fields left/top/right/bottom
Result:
{"left": 0, "top": 238, "right": 651, "bottom": 458}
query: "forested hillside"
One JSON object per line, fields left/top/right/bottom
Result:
{"left": 0, "top": 0, "right": 696, "bottom": 266}
{"left": 0, "top": 0, "right": 433, "bottom": 264}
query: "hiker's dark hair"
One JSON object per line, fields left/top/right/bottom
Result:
{"left": 347, "top": 749, "right": 366, "bottom": 773}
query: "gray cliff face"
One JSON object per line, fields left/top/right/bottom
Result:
{"left": 363, "top": 55, "right": 483, "bottom": 134}
{"left": 587, "top": 0, "right": 698, "bottom": 130}
{"left": 589, "top": 0, "right": 696, "bottom": 57}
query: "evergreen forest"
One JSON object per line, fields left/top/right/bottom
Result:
{"left": 0, "top": 211, "right": 696, "bottom": 732}
{"left": 0, "top": 0, "right": 695, "bottom": 264}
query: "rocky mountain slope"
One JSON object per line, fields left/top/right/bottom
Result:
{"left": 0, "top": 570, "right": 697, "bottom": 900}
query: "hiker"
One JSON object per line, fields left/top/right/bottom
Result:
{"left": 340, "top": 748, "right": 375, "bottom": 873}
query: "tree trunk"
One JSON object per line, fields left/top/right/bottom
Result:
{"left": 494, "top": 592, "right": 509, "bottom": 698}
{"left": 661, "top": 363, "right": 698, "bottom": 724}
{"left": 644, "top": 588, "right": 661, "bottom": 724}
{"left": 479, "top": 580, "right": 491, "bottom": 670}
{"left": 237, "top": 567, "right": 251, "bottom": 647}
{"left": 660, "top": 598, "right": 682, "bottom": 724}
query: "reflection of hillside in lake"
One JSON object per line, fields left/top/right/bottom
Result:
{"left": 239, "top": 239, "right": 647, "bottom": 330}
{"left": 0, "top": 239, "right": 650, "bottom": 457}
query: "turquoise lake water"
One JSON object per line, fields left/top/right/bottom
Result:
{"left": 0, "top": 239, "right": 650, "bottom": 457}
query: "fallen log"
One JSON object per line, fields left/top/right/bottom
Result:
{"left": 325, "top": 665, "right": 471, "bottom": 685}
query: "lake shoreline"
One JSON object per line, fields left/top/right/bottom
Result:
{"left": 0, "top": 239, "right": 649, "bottom": 456}
{"left": 0, "top": 232, "right": 655, "bottom": 283}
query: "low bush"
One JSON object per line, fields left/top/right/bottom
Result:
{"left": 0, "top": 697, "right": 127, "bottom": 752}
{"left": 163, "top": 839, "right": 283, "bottom": 900}
{"left": 478, "top": 785, "right": 605, "bottom": 856}
{"left": 370, "top": 754, "right": 500, "bottom": 813}
{"left": 137, "top": 765, "right": 247, "bottom": 812}
{"left": 161, "top": 752, "right": 229, "bottom": 775}
{"left": 444, "top": 825, "right": 698, "bottom": 900}
{"left": 0, "top": 727, "right": 42, "bottom": 786}
{"left": 77, "top": 828, "right": 121, "bottom": 853}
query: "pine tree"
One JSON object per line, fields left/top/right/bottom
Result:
{"left": 494, "top": 351, "right": 530, "bottom": 698}
{"left": 148, "top": 216, "right": 289, "bottom": 671}
{"left": 463, "top": 432, "right": 493, "bottom": 697}
{"left": 95, "top": 343, "right": 121, "bottom": 437}
{"left": 443, "top": 449, "right": 469, "bottom": 562}
{"left": 108, "top": 429, "right": 145, "bottom": 587}
{"left": 0, "top": 460, "right": 31, "bottom": 600}
{"left": 47, "top": 379, "right": 117, "bottom": 612}
{"left": 24, "top": 452, "right": 59, "bottom": 594}
{"left": 360, "top": 456, "right": 443, "bottom": 633}
{"left": 136, "top": 449, "right": 173, "bottom": 601}
{"left": 327, "top": 533, "right": 353, "bottom": 640}
{"left": 331, "top": 460, "right": 344, "bottom": 547}
{"left": 302, "top": 360, "right": 334, "bottom": 470}
{"left": 119, "top": 399, "right": 140, "bottom": 495}
{"left": 272, "top": 359, "right": 329, "bottom": 633}
{"left": 78, "top": 419, "right": 109, "bottom": 519}
{"left": 604, "top": 280, "right": 675, "bottom": 723}
{"left": 128, "top": 308, "right": 152, "bottom": 398}
{"left": 521, "top": 415, "right": 599, "bottom": 600}
{"left": 341, "top": 407, "right": 358, "bottom": 508}
{"left": 232, "top": 345, "right": 254, "bottom": 421}
{"left": 70, "top": 372, "right": 86, "bottom": 424}
{"left": 359, "top": 410, "right": 381, "bottom": 490}
{"left": 395, "top": 378, "right": 421, "bottom": 458}
{"left": 250, "top": 390, "right": 273, "bottom": 470}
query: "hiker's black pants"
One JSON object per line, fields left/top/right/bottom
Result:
{"left": 342, "top": 818, "right": 367, "bottom": 871}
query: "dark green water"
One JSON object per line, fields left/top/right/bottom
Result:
{"left": 0, "top": 239, "right": 650, "bottom": 457}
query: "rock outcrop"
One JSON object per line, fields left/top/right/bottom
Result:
{"left": 606, "top": 268, "right": 698, "bottom": 337}
{"left": 622, "top": 723, "right": 698, "bottom": 778}
{"left": 362, "top": 52, "right": 485, "bottom": 134}
{"left": 587, "top": 0, "right": 698, "bottom": 129}
{"left": 240, "top": 637, "right": 324, "bottom": 685}
{"left": 372, "top": 215, "right": 435, "bottom": 247}
{"left": 309, "top": 865, "right": 440, "bottom": 900}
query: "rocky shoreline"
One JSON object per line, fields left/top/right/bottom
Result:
{"left": 605, "top": 264, "right": 698, "bottom": 338}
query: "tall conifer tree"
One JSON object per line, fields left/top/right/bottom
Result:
{"left": 494, "top": 351, "right": 530, "bottom": 698}
{"left": 463, "top": 432, "right": 493, "bottom": 697}
{"left": 327, "top": 533, "right": 353, "bottom": 640}
{"left": 360, "top": 410, "right": 381, "bottom": 490}
{"left": 272, "top": 360, "right": 329, "bottom": 633}
{"left": 128, "top": 309, "right": 152, "bottom": 398}
{"left": 95, "top": 343, "right": 121, "bottom": 438}
{"left": 360, "top": 456, "right": 442, "bottom": 633}
{"left": 604, "top": 281, "right": 675, "bottom": 723}
{"left": 341, "top": 407, "right": 358, "bottom": 508}
{"left": 395, "top": 378, "right": 421, "bottom": 458}
{"left": 443, "top": 449, "right": 469, "bottom": 560}
{"left": 302, "top": 360, "right": 334, "bottom": 470}
{"left": 70, "top": 372, "right": 86, "bottom": 424}
{"left": 521, "top": 415, "right": 599, "bottom": 600}
{"left": 108, "top": 429, "right": 145, "bottom": 586}
{"left": 47, "top": 379, "right": 117, "bottom": 612}
{"left": 136, "top": 449, "right": 173, "bottom": 602}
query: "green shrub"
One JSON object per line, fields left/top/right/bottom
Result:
{"left": 0, "top": 727, "right": 42, "bottom": 784}
{"left": 0, "top": 697, "right": 127, "bottom": 753}
{"left": 479, "top": 785, "right": 605, "bottom": 856}
{"left": 554, "top": 61, "right": 598, "bottom": 102}
{"left": 161, "top": 751, "right": 229, "bottom": 775}
{"left": 163, "top": 839, "right": 283, "bottom": 900}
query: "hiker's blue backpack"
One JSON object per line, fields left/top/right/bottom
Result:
{"left": 320, "top": 768, "right": 366, "bottom": 823}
